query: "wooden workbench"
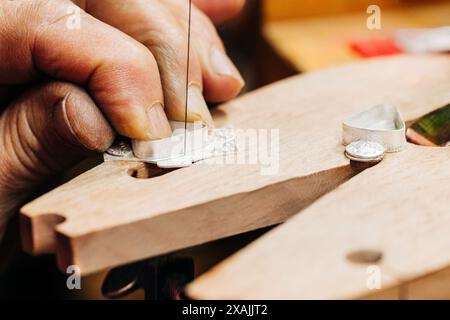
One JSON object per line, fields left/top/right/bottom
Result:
{"left": 263, "top": 1, "right": 450, "bottom": 71}
{"left": 20, "top": 55, "right": 450, "bottom": 299}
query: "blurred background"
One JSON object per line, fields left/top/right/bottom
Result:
{"left": 223, "top": 0, "right": 449, "bottom": 92}
{"left": 1, "top": 0, "right": 449, "bottom": 299}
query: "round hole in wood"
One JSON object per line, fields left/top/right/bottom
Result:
{"left": 346, "top": 249, "right": 383, "bottom": 264}
{"left": 127, "top": 163, "right": 179, "bottom": 179}
{"left": 127, "top": 163, "right": 163, "bottom": 179}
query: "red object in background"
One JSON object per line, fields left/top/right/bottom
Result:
{"left": 349, "top": 36, "right": 404, "bottom": 57}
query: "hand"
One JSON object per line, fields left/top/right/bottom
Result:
{"left": 0, "top": 0, "right": 245, "bottom": 241}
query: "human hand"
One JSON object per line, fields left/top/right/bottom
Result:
{"left": 0, "top": 0, "right": 244, "bottom": 241}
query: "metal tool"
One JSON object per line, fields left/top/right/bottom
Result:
{"left": 102, "top": 255, "right": 194, "bottom": 300}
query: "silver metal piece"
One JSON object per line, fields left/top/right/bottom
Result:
{"left": 131, "top": 121, "right": 210, "bottom": 162}
{"left": 156, "top": 156, "right": 193, "bottom": 169}
{"left": 209, "top": 126, "right": 238, "bottom": 156}
{"left": 103, "top": 124, "right": 238, "bottom": 169}
{"left": 342, "top": 103, "right": 406, "bottom": 153}
{"left": 345, "top": 140, "right": 385, "bottom": 162}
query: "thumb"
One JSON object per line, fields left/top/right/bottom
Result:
{"left": 0, "top": 82, "right": 115, "bottom": 239}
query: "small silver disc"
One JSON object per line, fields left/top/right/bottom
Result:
{"left": 345, "top": 140, "right": 385, "bottom": 162}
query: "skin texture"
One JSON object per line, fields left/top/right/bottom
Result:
{"left": 0, "top": 0, "right": 245, "bottom": 242}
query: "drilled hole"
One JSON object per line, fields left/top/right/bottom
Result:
{"left": 127, "top": 163, "right": 178, "bottom": 179}
{"left": 346, "top": 249, "right": 383, "bottom": 264}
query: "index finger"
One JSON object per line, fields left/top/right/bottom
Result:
{"left": 0, "top": 0, "right": 171, "bottom": 140}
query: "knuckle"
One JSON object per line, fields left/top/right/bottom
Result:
{"left": 122, "top": 39, "right": 160, "bottom": 73}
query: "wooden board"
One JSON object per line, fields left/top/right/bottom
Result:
{"left": 263, "top": 1, "right": 450, "bottom": 71}
{"left": 187, "top": 146, "right": 450, "bottom": 299}
{"left": 20, "top": 55, "right": 450, "bottom": 276}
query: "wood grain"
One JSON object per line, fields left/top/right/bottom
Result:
{"left": 20, "top": 55, "right": 450, "bottom": 275}
{"left": 187, "top": 138, "right": 450, "bottom": 298}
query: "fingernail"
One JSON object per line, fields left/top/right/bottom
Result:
{"left": 210, "top": 47, "right": 244, "bottom": 85}
{"left": 147, "top": 103, "right": 172, "bottom": 139}
{"left": 187, "top": 85, "right": 215, "bottom": 127}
